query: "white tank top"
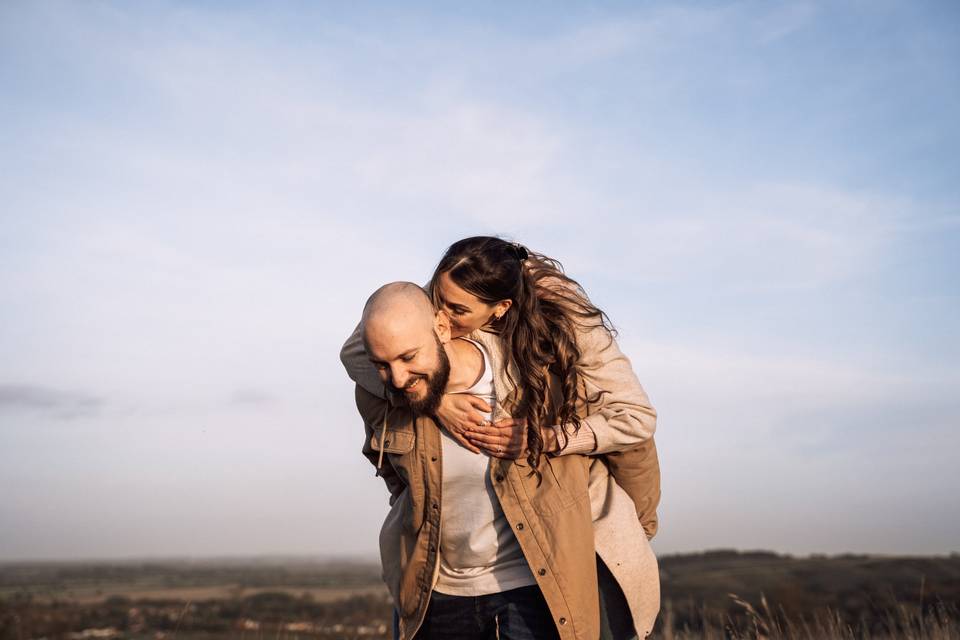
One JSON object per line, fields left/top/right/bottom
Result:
{"left": 433, "top": 338, "right": 536, "bottom": 596}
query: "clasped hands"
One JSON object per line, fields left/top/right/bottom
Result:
{"left": 435, "top": 393, "right": 558, "bottom": 459}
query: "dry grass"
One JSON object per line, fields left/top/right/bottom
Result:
{"left": 656, "top": 593, "right": 960, "bottom": 640}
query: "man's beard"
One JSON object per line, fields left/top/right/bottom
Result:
{"left": 387, "top": 335, "right": 450, "bottom": 416}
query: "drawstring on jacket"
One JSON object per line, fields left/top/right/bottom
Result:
{"left": 377, "top": 405, "right": 389, "bottom": 471}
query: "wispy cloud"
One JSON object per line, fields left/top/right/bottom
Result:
{"left": 0, "top": 384, "right": 103, "bottom": 420}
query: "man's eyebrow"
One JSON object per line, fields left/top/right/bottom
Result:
{"left": 368, "top": 348, "right": 418, "bottom": 364}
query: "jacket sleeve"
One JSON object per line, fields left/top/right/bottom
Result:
{"left": 556, "top": 322, "right": 657, "bottom": 455}
{"left": 603, "top": 437, "right": 662, "bottom": 539}
{"left": 341, "top": 321, "right": 387, "bottom": 399}
{"left": 355, "top": 384, "right": 407, "bottom": 504}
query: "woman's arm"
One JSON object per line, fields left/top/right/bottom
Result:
{"left": 340, "top": 321, "right": 386, "bottom": 399}
{"left": 557, "top": 321, "right": 657, "bottom": 455}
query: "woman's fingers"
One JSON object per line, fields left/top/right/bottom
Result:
{"left": 464, "top": 421, "right": 527, "bottom": 459}
{"left": 464, "top": 429, "right": 502, "bottom": 445}
{"left": 448, "top": 429, "right": 482, "bottom": 454}
{"left": 468, "top": 410, "right": 489, "bottom": 427}
{"left": 468, "top": 395, "right": 493, "bottom": 413}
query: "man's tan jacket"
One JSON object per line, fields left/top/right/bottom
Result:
{"left": 345, "top": 324, "right": 661, "bottom": 639}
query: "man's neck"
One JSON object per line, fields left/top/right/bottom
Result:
{"left": 443, "top": 338, "right": 483, "bottom": 393}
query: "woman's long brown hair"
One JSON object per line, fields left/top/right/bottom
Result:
{"left": 428, "top": 236, "right": 614, "bottom": 476}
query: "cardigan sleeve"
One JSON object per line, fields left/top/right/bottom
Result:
{"left": 555, "top": 322, "right": 657, "bottom": 455}
{"left": 340, "top": 321, "right": 387, "bottom": 399}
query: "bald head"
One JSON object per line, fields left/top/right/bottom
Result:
{"left": 362, "top": 282, "right": 450, "bottom": 414}
{"left": 362, "top": 282, "right": 435, "bottom": 337}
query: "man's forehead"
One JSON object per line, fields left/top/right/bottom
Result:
{"left": 364, "top": 316, "right": 431, "bottom": 360}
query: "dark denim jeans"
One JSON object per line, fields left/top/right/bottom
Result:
{"left": 412, "top": 585, "right": 559, "bottom": 640}
{"left": 597, "top": 555, "right": 639, "bottom": 640}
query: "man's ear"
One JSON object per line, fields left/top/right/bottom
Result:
{"left": 434, "top": 309, "right": 452, "bottom": 344}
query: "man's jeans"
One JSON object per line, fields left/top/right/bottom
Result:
{"left": 412, "top": 585, "right": 559, "bottom": 640}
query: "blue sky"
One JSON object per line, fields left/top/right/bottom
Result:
{"left": 1, "top": 1, "right": 958, "bottom": 560}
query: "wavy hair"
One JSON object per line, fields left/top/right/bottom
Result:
{"left": 428, "top": 236, "right": 614, "bottom": 475}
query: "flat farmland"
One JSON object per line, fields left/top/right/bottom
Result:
{"left": 2, "top": 552, "right": 960, "bottom": 639}
{"left": 15, "top": 583, "right": 388, "bottom": 605}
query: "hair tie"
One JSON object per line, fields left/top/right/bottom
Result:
{"left": 509, "top": 243, "right": 529, "bottom": 261}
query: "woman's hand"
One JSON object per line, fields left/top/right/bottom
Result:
{"left": 466, "top": 419, "right": 562, "bottom": 459}
{"left": 435, "top": 393, "right": 492, "bottom": 454}
{"left": 465, "top": 418, "right": 526, "bottom": 459}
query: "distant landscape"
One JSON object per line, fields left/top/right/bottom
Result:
{"left": 2, "top": 550, "right": 958, "bottom": 639}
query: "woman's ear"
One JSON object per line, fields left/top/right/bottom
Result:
{"left": 493, "top": 299, "right": 512, "bottom": 321}
{"left": 434, "top": 309, "right": 452, "bottom": 343}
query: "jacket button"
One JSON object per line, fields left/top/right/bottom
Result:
{"left": 538, "top": 568, "right": 546, "bottom": 576}
{"left": 431, "top": 455, "right": 438, "bottom": 462}
{"left": 559, "top": 617, "right": 566, "bottom": 625}
{"left": 516, "top": 523, "right": 524, "bottom": 530}
{"left": 495, "top": 474, "right": 504, "bottom": 482}
{"left": 384, "top": 439, "right": 390, "bottom": 446}
{"left": 432, "top": 502, "right": 439, "bottom": 510}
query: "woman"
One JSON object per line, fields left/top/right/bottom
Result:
{"left": 341, "top": 236, "right": 661, "bottom": 640}
{"left": 427, "top": 237, "right": 651, "bottom": 472}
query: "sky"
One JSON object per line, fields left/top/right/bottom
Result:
{"left": 1, "top": 1, "right": 958, "bottom": 561}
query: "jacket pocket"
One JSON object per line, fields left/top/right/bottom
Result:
{"left": 370, "top": 425, "right": 416, "bottom": 454}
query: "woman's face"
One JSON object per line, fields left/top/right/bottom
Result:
{"left": 434, "top": 271, "right": 511, "bottom": 338}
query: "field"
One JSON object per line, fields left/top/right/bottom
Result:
{"left": 2, "top": 551, "right": 959, "bottom": 639}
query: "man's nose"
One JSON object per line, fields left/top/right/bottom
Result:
{"left": 390, "top": 364, "right": 411, "bottom": 388}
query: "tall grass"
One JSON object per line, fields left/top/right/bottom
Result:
{"left": 656, "top": 593, "right": 960, "bottom": 640}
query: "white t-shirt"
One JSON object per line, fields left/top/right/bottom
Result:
{"left": 433, "top": 338, "right": 537, "bottom": 596}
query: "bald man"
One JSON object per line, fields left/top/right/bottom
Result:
{"left": 362, "top": 282, "right": 481, "bottom": 419}
{"left": 362, "top": 282, "right": 600, "bottom": 639}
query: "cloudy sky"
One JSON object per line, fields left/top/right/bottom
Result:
{"left": 1, "top": 1, "right": 958, "bottom": 561}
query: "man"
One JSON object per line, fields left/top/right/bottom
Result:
{"left": 350, "top": 282, "right": 659, "bottom": 640}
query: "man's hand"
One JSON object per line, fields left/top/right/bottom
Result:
{"left": 434, "top": 393, "right": 491, "bottom": 455}
{"left": 465, "top": 419, "right": 561, "bottom": 459}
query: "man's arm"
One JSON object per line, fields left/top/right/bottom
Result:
{"left": 356, "top": 384, "right": 407, "bottom": 504}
